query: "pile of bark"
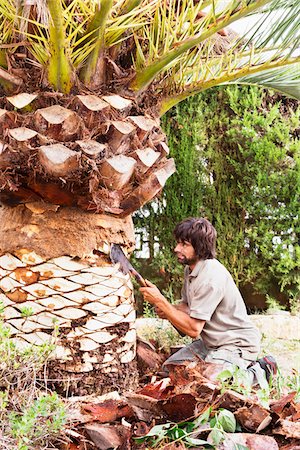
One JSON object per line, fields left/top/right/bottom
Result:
{"left": 61, "top": 342, "right": 300, "bottom": 450}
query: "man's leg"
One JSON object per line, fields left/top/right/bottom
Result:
{"left": 162, "top": 339, "right": 208, "bottom": 368}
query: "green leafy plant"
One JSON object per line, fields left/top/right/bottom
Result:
{"left": 0, "top": 305, "right": 67, "bottom": 450}
{"left": 134, "top": 407, "right": 248, "bottom": 449}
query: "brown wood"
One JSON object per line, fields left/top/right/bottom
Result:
{"left": 38, "top": 144, "right": 80, "bottom": 177}
{"left": 120, "top": 158, "right": 175, "bottom": 216}
{"left": 99, "top": 154, "right": 136, "bottom": 190}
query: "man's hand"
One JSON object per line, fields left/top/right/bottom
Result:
{"left": 139, "top": 279, "right": 165, "bottom": 306}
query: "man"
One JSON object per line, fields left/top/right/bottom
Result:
{"left": 140, "top": 217, "right": 277, "bottom": 383}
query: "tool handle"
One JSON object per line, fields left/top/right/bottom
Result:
{"left": 130, "top": 268, "right": 147, "bottom": 287}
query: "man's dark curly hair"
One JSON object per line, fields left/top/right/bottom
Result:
{"left": 174, "top": 217, "right": 217, "bottom": 260}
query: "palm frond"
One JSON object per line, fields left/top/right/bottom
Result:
{"left": 232, "top": 63, "right": 300, "bottom": 99}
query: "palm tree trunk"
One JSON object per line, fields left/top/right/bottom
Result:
{"left": 0, "top": 204, "right": 139, "bottom": 395}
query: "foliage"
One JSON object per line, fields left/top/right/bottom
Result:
{"left": 0, "top": 306, "right": 67, "bottom": 450}
{"left": 135, "top": 85, "right": 300, "bottom": 309}
{"left": 0, "top": 1, "right": 299, "bottom": 103}
{"left": 134, "top": 407, "right": 246, "bottom": 448}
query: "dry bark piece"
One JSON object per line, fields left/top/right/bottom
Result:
{"left": 137, "top": 339, "right": 166, "bottom": 373}
{"left": 216, "top": 389, "right": 252, "bottom": 410}
{"left": 38, "top": 144, "right": 79, "bottom": 177}
{"left": 34, "top": 105, "right": 83, "bottom": 141}
{"left": 99, "top": 154, "right": 136, "bottom": 190}
{"left": 76, "top": 140, "right": 106, "bottom": 158}
{"left": 6, "top": 93, "right": 37, "bottom": 108}
{"left": 161, "top": 393, "right": 198, "bottom": 422}
{"left": 82, "top": 399, "right": 134, "bottom": 423}
{"left": 218, "top": 433, "right": 279, "bottom": 449}
{"left": 234, "top": 404, "right": 272, "bottom": 432}
{"left": 84, "top": 423, "right": 130, "bottom": 450}
{"left": 273, "top": 419, "right": 300, "bottom": 439}
{"left": 270, "top": 391, "right": 297, "bottom": 415}
{"left": 125, "top": 393, "right": 165, "bottom": 421}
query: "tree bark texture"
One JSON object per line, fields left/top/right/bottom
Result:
{"left": 0, "top": 204, "right": 139, "bottom": 395}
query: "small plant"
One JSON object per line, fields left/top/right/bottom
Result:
{"left": 0, "top": 304, "right": 68, "bottom": 450}
{"left": 135, "top": 407, "right": 248, "bottom": 449}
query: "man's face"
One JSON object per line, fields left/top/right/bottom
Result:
{"left": 174, "top": 240, "right": 198, "bottom": 266}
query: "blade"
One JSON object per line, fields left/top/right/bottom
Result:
{"left": 110, "top": 244, "right": 146, "bottom": 286}
{"left": 110, "top": 243, "right": 133, "bottom": 275}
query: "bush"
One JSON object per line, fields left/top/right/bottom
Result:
{"left": 0, "top": 305, "right": 67, "bottom": 450}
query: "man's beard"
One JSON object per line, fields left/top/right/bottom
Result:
{"left": 176, "top": 254, "right": 198, "bottom": 266}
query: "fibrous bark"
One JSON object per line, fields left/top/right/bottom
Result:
{"left": 0, "top": 203, "right": 138, "bottom": 395}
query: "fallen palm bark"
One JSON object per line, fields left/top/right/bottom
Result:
{"left": 61, "top": 357, "right": 300, "bottom": 450}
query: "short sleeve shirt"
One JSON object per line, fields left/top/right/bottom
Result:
{"left": 181, "top": 259, "right": 260, "bottom": 356}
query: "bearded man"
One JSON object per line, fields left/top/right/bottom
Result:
{"left": 140, "top": 217, "right": 277, "bottom": 383}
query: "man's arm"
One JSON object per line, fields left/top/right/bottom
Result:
{"left": 140, "top": 280, "right": 205, "bottom": 339}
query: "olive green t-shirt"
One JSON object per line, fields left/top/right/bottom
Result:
{"left": 181, "top": 259, "right": 260, "bottom": 357}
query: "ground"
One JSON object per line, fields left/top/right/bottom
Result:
{"left": 136, "top": 313, "right": 300, "bottom": 377}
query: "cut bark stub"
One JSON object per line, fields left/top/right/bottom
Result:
{"left": 134, "top": 147, "right": 160, "bottom": 172}
{"left": 8, "top": 127, "right": 38, "bottom": 142}
{"left": 76, "top": 140, "right": 107, "bottom": 158}
{"left": 34, "top": 105, "right": 83, "bottom": 141}
{"left": 156, "top": 140, "right": 170, "bottom": 155}
{"left": 6, "top": 93, "right": 37, "bottom": 109}
{"left": 120, "top": 158, "right": 176, "bottom": 215}
{"left": 76, "top": 95, "right": 109, "bottom": 111}
{"left": 38, "top": 144, "right": 79, "bottom": 177}
{"left": 99, "top": 154, "right": 136, "bottom": 190}
{"left": 129, "top": 115, "right": 158, "bottom": 141}
{"left": 82, "top": 399, "right": 134, "bottom": 423}
{"left": 102, "top": 95, "right": 132, "bottom": 110}
{"left": 106, "top": 120, "right": 136, "bottom": 151}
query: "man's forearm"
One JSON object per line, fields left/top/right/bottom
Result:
{"left": 154, "top": 296, "right": 204, "bottom": 339}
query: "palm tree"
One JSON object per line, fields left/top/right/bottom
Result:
{"left": 0, "top": 0, "right": 299, "bottom": 395}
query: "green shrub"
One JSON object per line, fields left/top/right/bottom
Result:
{"left": 0, "top": 307, "right": 67, "bottom": 450}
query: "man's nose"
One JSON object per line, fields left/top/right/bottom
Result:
{"left": 174, "top": 243, "right": 181, "bottom": 252}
